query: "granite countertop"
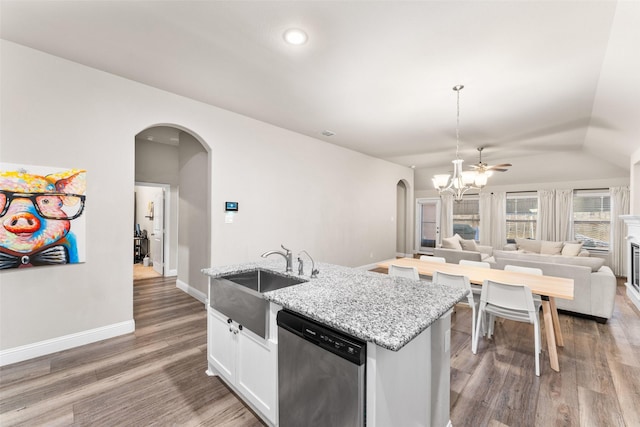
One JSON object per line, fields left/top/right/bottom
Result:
{"left": 202, "top": 260, "right": 468, "bottom": 352}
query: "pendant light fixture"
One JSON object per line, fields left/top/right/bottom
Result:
{"left": 432, "top": 85, "right": 489, "bottom": 201}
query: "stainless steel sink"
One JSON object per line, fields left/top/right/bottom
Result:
{"left": 210, "top": 269, "right": 307, "bottom": 338}
{"left": 222, "top": 269, "right": 307, "bottom": 293}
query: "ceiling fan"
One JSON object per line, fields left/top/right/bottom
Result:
{"left": 469, "top": 147, "right": 512, "bottom": 174}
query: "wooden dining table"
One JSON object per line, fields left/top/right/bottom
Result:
{"left": 377, "top": 257, "right": 574, "bottom": 372}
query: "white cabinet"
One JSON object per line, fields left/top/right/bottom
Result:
{"left": 207, "top": 307, "right": 277, "bottom": 425}
{"left": 237, "top": 327, "right": 277, "bottom": 416}
{"left": 207, "top": 308, "right": 235, "bottom": 381}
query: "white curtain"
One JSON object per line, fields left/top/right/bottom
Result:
{"left": 440, "top": 193, "right": 454, "bottom": 240}
{"left": 537, "top": 189, "right": 555, "bottom": 240}
{"left": 610, "top": 186, "right": 630, "bottom": 276}
{"left": 491, "top": 191, "right": 507, "bottom": 249}
{"left": 479, "top": 192, "right": 492, "bottom": 246}
{"left": 555, "top": 189, "right": 573, "bottom": 241}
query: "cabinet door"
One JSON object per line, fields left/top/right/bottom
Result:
{"left": 207, "top": 309, "right": 236, "bottom": 382}
{"left": 236, "top": 329, "right": 276, "bottom": 423}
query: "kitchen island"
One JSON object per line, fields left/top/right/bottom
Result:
{"left": 203, "top": 260, "right": 467, "bottom": 427}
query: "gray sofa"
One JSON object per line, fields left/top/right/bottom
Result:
{"left": 491, "top": 250, "right": 616, "bottom": 323}
{"left": 434, "top": 246, "right": 494, "bottom": 264}
{"left": 433, "top": 233, "right": 494, "bottom": 264}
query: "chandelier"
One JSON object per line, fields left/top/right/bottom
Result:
{"left": 432, "top": 85, "right": 490, "bottom": 201}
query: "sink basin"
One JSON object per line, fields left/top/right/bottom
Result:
{"left": 210, "top": 269, "right": 307, "bottom": 338}
{"left": 222, "top": 269, "right": 307, "bottom": 293}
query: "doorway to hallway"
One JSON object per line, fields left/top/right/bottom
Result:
{"left": 134, "top": 183, "right": 169, "bottom": 277}
{"left": 134, "top": 124, "right": 210, "bottom": 303}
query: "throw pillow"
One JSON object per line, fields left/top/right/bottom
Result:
{"left": 516, "top": 238, "right": 542, "bottom": 253}
{"left": 460, "top": 239, "right": 478, "bottom": 252}
{"left": 442, "top": 235, "right": 462, "bottom": 250}
{"left": 541, "top": 240, "right": 563, "bottom": 255}
{"left": 562, "top": 242, "right": 583, "bottom": 257}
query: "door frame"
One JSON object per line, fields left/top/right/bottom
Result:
{"left": 396, "top": 180, "right": 408, "bottom": 257}
{"left": 135, "top": 181, "right": 172, "bottom": 276}
{"left": 416, "top": 197, "right": 441, "bottom": 254}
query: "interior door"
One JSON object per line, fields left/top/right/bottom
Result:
{"left": 152, "top": 189, "right": 164, "bottom": 275}
{"left": 417, "top": 198, "right": 441, "bottom": 254}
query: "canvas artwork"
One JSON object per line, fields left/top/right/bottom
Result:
{"left": 0, "top": 163, "right": 86, "bottom": 269}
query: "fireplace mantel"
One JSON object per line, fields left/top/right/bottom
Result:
{"left": 621, "top": 215, "right": 640, "bottom": 311}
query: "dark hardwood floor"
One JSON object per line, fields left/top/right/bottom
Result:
{"left": 1, "top": 275, "right": 639, "bottom": 426}
{"left": 448, "top": 277, "right": 640, "bottom": 427}
{"left": 0, "top": 276, "right": 264, "bottom": 427}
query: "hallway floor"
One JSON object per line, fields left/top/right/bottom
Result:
{"left": 133, "top": 263, "right": 161, "bottom": 280}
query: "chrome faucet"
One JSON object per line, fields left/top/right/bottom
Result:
{"left": 298, "top": 250, "right": 319, "bottom": 278}
{"left": 261, "top": 244, "right": 293, "bottom": 273}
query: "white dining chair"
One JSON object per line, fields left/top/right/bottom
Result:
{"left": 492, "top": 264, "right": 543, "bottom": 339}
{"left": 389, "top": 264, "right": 420, "bottom": 281}
{"left": 473, "top": 279, "right": 542, "bottom": 376}
{"left": 433, "top": 271, "right": 480, "bottom": 347}
{"left": 420, "top": 255, "right": 446, "bottom": 263}
{"left": 459, "top": 260, "right": 491, "bottom": 269}
{"left": 458, "top": 260, "right": 489, "bottom": 295}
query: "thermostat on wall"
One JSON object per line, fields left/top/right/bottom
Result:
{"left": 225, "top": 201, "right": 239, "bottom": 212}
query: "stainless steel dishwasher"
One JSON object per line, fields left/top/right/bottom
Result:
{"left": 277, "top": 309, "right": 366, "bottom": 427}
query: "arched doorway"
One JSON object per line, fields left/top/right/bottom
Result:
{"left": 134, "top": 125, "right": 211, "bottom": 302}
{"left": 396, "top": 180, "right": 411, "bottom": 257}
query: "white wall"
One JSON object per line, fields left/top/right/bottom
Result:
{"left": 135, "top": 139, "right": 180, "bottom": 185}
{"left": 632, "top": 147, "right": 640, "bottom": 215}
{"left": 206, "top": 113, "right": 413, "bottom": 267}
{"left": 178, "top": 133, "right": 209, "bottom": 295}
{"left": 0, "top": 41, "right": 412, "bottom": 361}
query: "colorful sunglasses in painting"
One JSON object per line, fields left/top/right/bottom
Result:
{"left": 0, "top": 168, "right": 86, "bottom": 269}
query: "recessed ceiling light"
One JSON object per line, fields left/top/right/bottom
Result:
{"left": 283, "top": 28, "right": 308, "bottom": 45}
{"left": 146, "top": 136, "right": 154, "bottom": 141}
{"left": 410, "top": 165, "right": 416, "bottom": 169}
{"left": 321, "top": 130, "right": 335, "bottom": 137}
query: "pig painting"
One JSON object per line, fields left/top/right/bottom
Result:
{"left": 0, "top": 164, "right": 86, "bottom": 269}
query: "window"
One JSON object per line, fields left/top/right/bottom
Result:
{"left": 453, "top": 197, "right": 479, "bottom": 240}
{"left": 506, "top": 193, "right": 538, "bottom": 243}
{"left": 573, "top": 190, "right": 610, "bottom": 251}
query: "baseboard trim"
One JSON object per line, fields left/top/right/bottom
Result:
{"left": 176, "top": 279, "right": 207, "bottom": 304}
{"left": 166, "top": 269, "right": 178, "bottom": 277}
{"left": 0, "top": 319, "right": 135, "bottom": 367}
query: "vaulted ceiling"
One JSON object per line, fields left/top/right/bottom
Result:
{"left": 2, "top": 1, "right": 638, "bottom": 190}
